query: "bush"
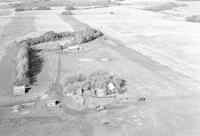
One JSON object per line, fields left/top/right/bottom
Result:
{"left": 59, "top": 31, "right": 73, "bottom": 37}
{"left": 74, "top": 31, "right": 87, "bottom": 44}
{"left": 61, "top": 11, "right": 73, "bottom": 15}
{"left": 65, "top": 6, "right": 76, "bottom": 10}
{"left": 145, "top": 2, "right": 187, "bottom": 12}
{"left": 66, "top": 74, "right": 87, "bottom": 85}
{"left": 15, "top": 8, "right": 25, "bottom": 12}
{"left": 35, "top": 6, "right": 51, "bottom": 10}
{"left": 71, "top": 27, "right": 103, "bottom": 44}
{"left": 26, "top": 31, "right": 65, "bottom": 46}
{"left": 17, "top": 27, "right": 103, "bottom": 47}
{"left": 185, "top": 15, "right": 200, "bottom": 23}
{"left": 112, "top": 77, "right": 127, "bottom": 94}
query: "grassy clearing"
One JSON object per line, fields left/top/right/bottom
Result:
{"left": 145, "top": 2, "right": 187, "bottom": 12}
{"left": 0, "top": 10, "right": 11, "bottom": 16}
{"left": 185, "top": 15, "right": 200, "bottom": 23}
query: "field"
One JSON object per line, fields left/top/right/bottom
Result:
{"left": 34, "top": 10, "right": 73, "bottom": 33}
{"left": 74, "top": 1, "right": 200, "bottom": 81}
{"left": 0, "top": 0, "right": 200, "bottom": 136}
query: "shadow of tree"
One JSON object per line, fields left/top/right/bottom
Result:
{"left": 27, "top": 48, "right": 44, "bottom": 85}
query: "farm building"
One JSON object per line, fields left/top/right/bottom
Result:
{"left": 13, "top": 86, "right": 30, "bottom": 96}
{"left": 46, "top": 100, "right": 61, "bottom": 107}
{"left": 60, "top": 45, "right": 82, "bottom": 53}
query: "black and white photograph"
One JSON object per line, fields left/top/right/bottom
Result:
{"left": 0, "top": 0, "right": 199, "bottom": 135}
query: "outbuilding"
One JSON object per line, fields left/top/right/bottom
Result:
{"left": 13, "top": 86, "right": 29, "bottom": 96}
{"left": 46, "top": 100, "right": 61, "bottom": 107}
{"left": 67, "top": 45, "right": 81, "bottom": 50}
{"left": 61, "top": 45, "right": 81, "bottom": 53}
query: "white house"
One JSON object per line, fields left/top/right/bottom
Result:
{"left": 108, "top": 83, "right": 115, "bottom": 91}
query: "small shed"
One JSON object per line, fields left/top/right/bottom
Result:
{"left": 13, "top": 86, "right": 29, "bottom": 96}
{"left": 46, "top": 100, "right": 60, "bottom": 107}
{"left": 65, "top": 91, "right": 74, "bottom": 97}
{"left": 68, "top": 45, "right": 81, "bottom": 50}
{"left": 61, "top": 45, "right": 82, "bottom": 53}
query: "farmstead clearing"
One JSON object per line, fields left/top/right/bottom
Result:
{"left": 0, "top": 0, "right": 200, "bottom": 136}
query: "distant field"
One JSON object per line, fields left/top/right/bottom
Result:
{"left": 10, "top": 0, "right": 111, "bottom": 8}
{"left": 0, "top": 10, "right": 14, "bottom": 62}
{"left": 74, "top": 5, "right": 200, "bottom": 81}
{"left": 177, "top": 0, "right": 200, "bottom": 1}
{"left": 35, "top": 12, "right": 73, "bottom": 32}
{"left": 144, "top": 2, "right": 187, "bottom": 12}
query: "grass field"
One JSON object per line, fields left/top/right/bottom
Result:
{"left": 74, "top": 3, "right": 200, "bottom": 81}
{"left": 35, "top": 12, "right": 73, "bottom": 32}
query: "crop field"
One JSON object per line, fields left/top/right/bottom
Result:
{"left": 74, "top": 1, "right": 200, "bottom": 81}
{"left": 35, "top": 11, "right": 73, "bottom": 33}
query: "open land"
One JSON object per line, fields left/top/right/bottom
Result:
{"left": 0, "top": 0, "right": 200, "bottom": 136}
